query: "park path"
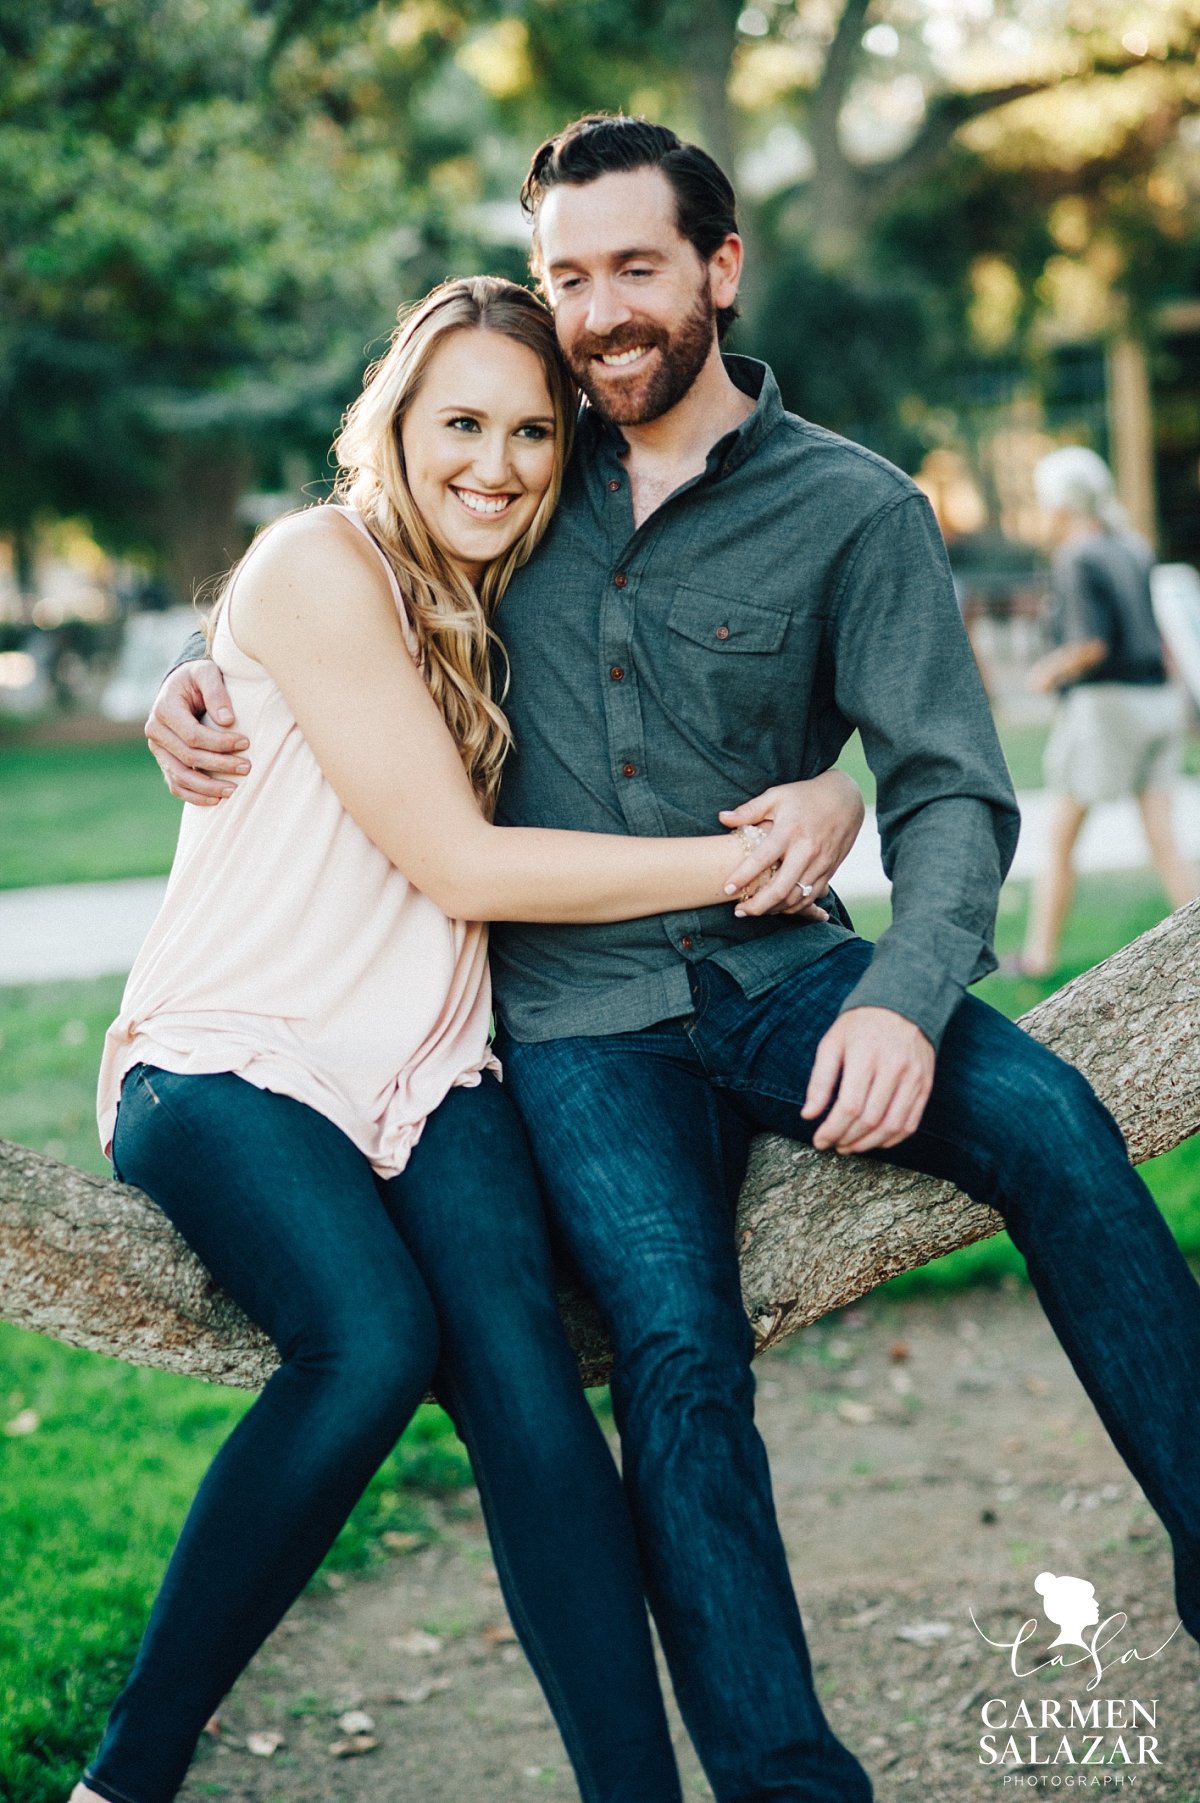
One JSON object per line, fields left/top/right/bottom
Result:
{"left": 178, "top": 1283, "right": 1200, "bottom": 1803}
{"left": 5, "top": 783, "right": 1200, "bottom": 985}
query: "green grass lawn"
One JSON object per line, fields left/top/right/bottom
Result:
{"left": 0, "top": 741, "right": 182, "bottom": 889}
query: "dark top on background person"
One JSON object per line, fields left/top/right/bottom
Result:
{"left": 1048, "top": 527, "right": 1167, "bottom": 690}
{"left": 490, "top": 355, "right": 1019, "bottom": 1052}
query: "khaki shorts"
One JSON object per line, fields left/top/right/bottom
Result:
{"left": 1043, "top": 681, "right": 1186, "bottom": 805}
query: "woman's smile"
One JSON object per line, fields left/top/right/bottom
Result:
{"left": 450, "top": 484, "right": 520, "bottom": 517}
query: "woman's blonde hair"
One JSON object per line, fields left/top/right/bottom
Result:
{"left": 332, "top": 277, "right": 576, "bottom": 810}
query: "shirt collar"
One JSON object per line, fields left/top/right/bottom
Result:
{"left": 578, "top": 355, "right": 784, "bottom": 482}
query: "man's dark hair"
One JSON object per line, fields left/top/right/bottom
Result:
{"left": 521, "top": 114, "right": 741, "bottom": 341}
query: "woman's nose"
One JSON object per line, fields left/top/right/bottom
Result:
{"left": 469, "top": 431, "right": 514, "bottom": 487}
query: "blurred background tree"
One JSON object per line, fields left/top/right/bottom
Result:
{"left": 3, "top": 0, "right": 1200, "bottom": 601}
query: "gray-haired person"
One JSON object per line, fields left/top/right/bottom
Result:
{"left": 1015, "top": 444, "right": 1199, "bottom": 976}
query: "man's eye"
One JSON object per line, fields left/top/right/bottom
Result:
{"left": 624, "top": 266, "right": 654, "bottom": 278}
{"left": 447, "top": 417, "right": 481, "bottom": 432}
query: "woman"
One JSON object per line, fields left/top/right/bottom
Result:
{"left": 1012, "top": 445, "right": 1198, "bottom": 976}
{"left": 78, "top": 277, "right": 863, "bottom": 1803}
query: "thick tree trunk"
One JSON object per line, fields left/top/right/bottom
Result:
{"left": 2, "top": 900, "right": 1198, "bottom": 1390}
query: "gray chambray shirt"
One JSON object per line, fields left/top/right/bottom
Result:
{"left": 490, "top": 355, "right": 1019, "bottom": 1050}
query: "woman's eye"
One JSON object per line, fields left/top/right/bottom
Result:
{"left": 447, "top": 417, "right": 481, "bottom": 432}
{"left": 515, "top": 424, "right": 551, "bottom": 441}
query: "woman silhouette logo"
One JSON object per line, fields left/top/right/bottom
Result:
{"left": 1035, "top": 1571, "right": 1101, "bottom": 1649}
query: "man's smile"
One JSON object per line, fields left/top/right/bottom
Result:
{"left": 596, "top": 345, "right": 654, "bottom": 369}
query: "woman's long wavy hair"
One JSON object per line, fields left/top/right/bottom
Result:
{"left": 332, "top": 277, "right": 576, "bottom": 811}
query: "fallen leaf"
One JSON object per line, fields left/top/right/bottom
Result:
{"left": 3, "top": 1409, "right": 40, "bottom": 1437}
{"left": 336, "top": 1710, "right": 374, "bottom": 1735}
{"left": 389, "top": 1630, "right": 442, "bottom": 1656}
{"left": 481, "top": 1623, "right": 518, "bottom": 1645}
{"left": 895, "top": 1622, "right": 951, "bottom": 1645}
{"left": 887, "top": 1340, "right": 910, "bottom": 1363}
{"left": 328, "top": 1734, "right": 378, "bottom": 1759}
{"left": 381, "top": 1531, "right": 423, "bottom": 1552}
{"left": 480, "top": 1565, "right": 501, "bottom": 1586}
{"left": 837, "top": 1401, "right": 876, "bottom": 1425}
{"left": 203, "top": 1717, "right": 222, "bottom": 1739}
{"left": 1023, "top": 1375, "right": 1051, "bottom": 1396}
{"left": 246, "top": 1732, "right": 284, "bottom": 1758}
{"left": 390, "top": 1678, "right": 452, "bottom": 1705}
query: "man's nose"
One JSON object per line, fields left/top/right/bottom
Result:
{"left": 585, "top": 279, "right": 631, "bottom": 339}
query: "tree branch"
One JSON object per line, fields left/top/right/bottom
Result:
{"left": 859, "top": 81, "right": 1047, "bottom": 219}
{"left": 2, "top": 899, "right": 1198, "bottom": 1390}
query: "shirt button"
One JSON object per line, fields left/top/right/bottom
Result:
{"left": 614, "top": 573, "right": 628, "bottom": 588}
{"left": 715, "top": 624, "right": 730, "bottom": 641}
{"left": 622, "top": 762, "right": 636, "bottom": 778}
{"left": 610, "top": 666, "right": 625, "bottom": 681}
{"left": 607, "top": 479, "right": 621, "bottom": 492}
{"left": 681, "top": 936, "right": 693, "bottom": 951}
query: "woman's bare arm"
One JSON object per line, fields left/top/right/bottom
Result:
{"left": 232, "top": 512, "right": 742, "bottom": 924}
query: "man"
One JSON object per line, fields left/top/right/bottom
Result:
{"left": 147, "top": 116, "right": 1200, "bottom": 1803}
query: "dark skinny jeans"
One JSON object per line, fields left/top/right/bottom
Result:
{"left": 87, "top": 1066, "right": 681, "bottom": 1803}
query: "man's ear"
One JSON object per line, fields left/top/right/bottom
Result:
{"left": 709, "top": 233, "right": 743, "bottom": 314}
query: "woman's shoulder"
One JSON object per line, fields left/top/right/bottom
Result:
{"left": 236, "top": 506, "right": 394, "bottom": 609}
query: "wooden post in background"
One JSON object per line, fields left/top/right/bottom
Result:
{"left": 1106, "top": 337, "right": 1158, "bottom": 547}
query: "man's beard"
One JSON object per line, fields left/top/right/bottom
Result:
{"left": 564, "top": 283, "right": 717, "bottom": 426}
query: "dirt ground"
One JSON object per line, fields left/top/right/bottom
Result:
{"left": 180, "top": 1283, "right": 1200, "bottom": 1803}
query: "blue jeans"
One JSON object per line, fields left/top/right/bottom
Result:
{"left": 89, "top": 1067, "right": 681, "bottom": 1803}
{"left": 497, "top": 942, "right": 1200, "bottom": 1803}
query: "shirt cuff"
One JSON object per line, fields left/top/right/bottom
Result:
{"left": 837, "top": 925, "right": 995, "bottom": 1051}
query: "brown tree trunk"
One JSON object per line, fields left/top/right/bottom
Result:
{"left": 2, "top": 900, "right": 1198, "bottom": 1390}
{"left": 151, "top": 438, "right": 253, "bottom": 605}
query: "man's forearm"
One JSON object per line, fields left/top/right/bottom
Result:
{"left": 838, "top": 794, "right": 1012, "bottom": 1048}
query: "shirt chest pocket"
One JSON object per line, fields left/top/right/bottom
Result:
{"left": 667, "top": 585, "right": 790, "bottom": 656}
{"left": 663, "top": 585, "right": 791, "bottom": 758}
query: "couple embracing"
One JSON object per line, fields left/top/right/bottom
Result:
{"left": 79, "top": 115, "right": 1200, "bottom": 1803}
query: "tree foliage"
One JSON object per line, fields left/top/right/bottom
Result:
{"left": 4, "top": 0, "right": 1200, "bottom": 589}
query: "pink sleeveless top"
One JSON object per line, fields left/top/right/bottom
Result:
{"left": 97, "top": 507, "right": 497, "bottom": 1177}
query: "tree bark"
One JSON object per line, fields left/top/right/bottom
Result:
{"left": 2, "top": 900, "right": 1198, "bottom": 1391}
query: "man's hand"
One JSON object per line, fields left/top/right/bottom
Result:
{"left": 145, "top": 661, "right": 249, "bottom": 805}
{"left": 802, "top": 1007, "right": 934, "bottom": 1154}
{"left": 720, "top": 769, "right": 865, "bottom": 919}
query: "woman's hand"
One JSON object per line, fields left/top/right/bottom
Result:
{"left": 720, "top": 769, "right": 865, "bottom": 919}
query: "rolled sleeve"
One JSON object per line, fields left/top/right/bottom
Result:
{"left": 830, "top": 494, "right": 1020, "bottom": 1048}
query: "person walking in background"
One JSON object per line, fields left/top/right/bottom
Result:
{"left": 1013, "top": 444, "right": 1200, "bottom": 977}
